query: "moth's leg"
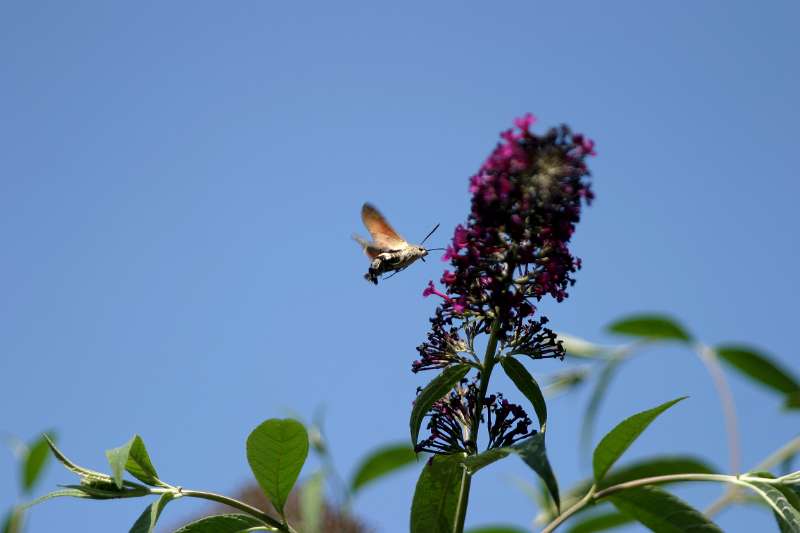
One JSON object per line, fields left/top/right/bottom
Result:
{"left": 382, "top": 265, "right": 409, "bottom": 281}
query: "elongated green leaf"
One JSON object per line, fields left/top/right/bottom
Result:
{"left": 745, "top": 481, "right": 800, "bottom": 532}
{"left": 593, "top": 397, "right": 686, "bottom": 483}
{"left": 411, "top": 364, "right": 471, "bottom": 447}
{"left": 410, "top": 454, "right": 468, "bottom": 533}
{"left": 609, "top": 486, "right": 722, "bottom": 532}
{"left": 22, "top": 432, "right": 55, "bottom": 493}
{"left": 351, "top": 443, "right": 417, "bottom": 493}
{"left": 565, "top": 509, "right": 633, "bottom": 533}
{"left": 300, "top": 471, "right": 325, "bottom": 533}
{"left": 581, "top": 358, "right": 622, "bottom": 456}
{"left": 128, "top": 493, "right": 174, "bottom": 533}
{"left": 501, "top": 357, "right": 547, "bottom": 431}
{"left": 716, "top": 345, "right": 800, "bottom": 398}
{"left": 557, "top": 333, "right": 605, "bottom": 358}
{"left": 515, "top": 434, "right": 560, "bottom": 511}
{"left": 246, "top": 418, "right": 308, "bottom": 516}
{"left": 463, "top": 434, "right": 559, "bottom": 510}
{"left": 21, "top": 488, "right": 93, "bottom": 509}
{"left": 465, "top": 526, "right": 527, "bottom": 533}
{"left": 125, "top": 436, "right": 160, "bottom": 486}
{"left": 44, "top": 435, "right": 113, "bottom": 484}
{"left": 2, "top": 508, "right": 23, "bottom": 533}
{"left": 607, "top": 314, "right": 691, "bottom": 342}
{"left": 786, "top": 391, "right": 800, "bottom": 409}
{"left": 172, "top": 514, "right": 266, "bottom": 533}
{"left": 544, "top": 368, "right": 589, "bottom": 397}
{"left": 60, "top": 483, "right": 149, "bottom": 499}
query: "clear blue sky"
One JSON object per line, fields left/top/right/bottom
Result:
{"left": 1, "top": 2, "right": 798, "bottom": 532}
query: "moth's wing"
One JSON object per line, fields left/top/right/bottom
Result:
{"left": 361, "top": 203, "right": 407, "bottom": 249}
{"left": 352, "top": 233, "right": 382, "bottom": 260}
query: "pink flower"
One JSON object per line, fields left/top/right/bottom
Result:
{"left": 441, "top": 270, "right": 457, "bottom": 285}
{"left": 452, "top": 225, "right": 469, "bottom": 250}
{"left": 514, "top": 112, "right": 536, "bottom": 132}
{"left": 572, "top": 133, "right": 597, "bottom": 156}
{"left": 422, "top": 281, "right": 449, "bottom": 301}
{"left": 422, "top": 281, "right": 437, "bottom": 297}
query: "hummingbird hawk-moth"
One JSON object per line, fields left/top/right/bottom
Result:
{"left": 353, "top": 203, "right": 440, "bottom": 284}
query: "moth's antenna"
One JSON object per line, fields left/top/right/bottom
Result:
{"left": 420, "top": 223, "right": 440, "bottom": 245}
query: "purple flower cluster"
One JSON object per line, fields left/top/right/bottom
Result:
{"left": 422, "top": 113, "right": 594, "bottom": 339}
{"left": 415, "top": 380, "right": 534, "bottom": 454}
{"left": 412, "top": 308, "right": 472, "bottom": 373}
{"left": 414, "top": 114, "right": 595, "bottom": 454}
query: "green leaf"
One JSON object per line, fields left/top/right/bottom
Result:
{"left": 125, "top": 436, "right": 160, "bottom": 486}
{"left": 2, "top": 508, "right": 23, "bottom": 533}
{"left": 106, "top": 437, "right": 135, "bottom": 489}
{"left": 60, "top": 483, "right": 150, "bottom": 500}
{"left": 465, "top": 526, "right": 527, "bottom": 533}
{"left": 580, "top": 359, "right": 622, "bottom": 458}
{"left": 21, "top": 432, "right": 55, "bottom": 493}
{"left": 350, "top": 443, "right": 417, "bottom": 493}
{"left": 745, "top": 481, "right": 800, "bottom": 532}
{"left": 106, "top": 435, "right": 161, "bottom": 489}
{"left": 300, "top": 471, "right": 325, "bottom": 533}
{"left": 410, "top": 454, "right": 468, "bottom": 533}
{"left": 544, "top": 368, "right": 590, "bottom": 397}
{"left": 609, "top": 486, "right": 722, "bottom": 532}
{"left": 500, "top": 356, "right": 547, "bottom": 431}
{"left": 463, "top": 434, "right": 559, "bottom": 511}
{"left": 463, "top": 448, "right": 511, "bottom": 474}
{"left": 172, "top": 514, "right": 267, "bottom": 533}
{"left": 564, "top": 509, "right": 633, "bottom": 533}
{"left": 411, "top": 364, "right": 471, "bottom": 447}
{"left": 44, "top": 435, "right": 114, "bottom": 484}
{"left": 716, "top": 345, "right": 800, "bottom": 398}
{"left": 21, "top": 488, "right": 93, "bottom": 510}
{"left": 593, "top": 397, "right": 686, "bottom": 483}
{"left": 128, "top": 493, "right": 174, "bottom": 533}
{"left": 246, "top": 418, "right": 309, "bottom": 516}
{"left": 514, "top": 434, "right": 560, "bottom": 511}
{"left": 557, "top": 333, "right": 605, "bottom": 358}
{"left": 607, "top": 314, "right": 691, "bottom": 342}
{"left": 786, "top": 391, "right": 800, "bottom": 409}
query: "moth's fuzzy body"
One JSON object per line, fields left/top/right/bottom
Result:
{"left": 365, "top": 247, "right": 428, "bottom": 284}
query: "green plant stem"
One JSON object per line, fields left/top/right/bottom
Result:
{"left": 453, "top": 465, "right": 472, "bottom": 533}
{"left": 540, "top": 472, "right": 789, "bottom": 533}
{"left": 157, "top": 488, "right": 289, "bottom": 532}
{"left": 539, "top": 485, "right": 595, "bottom": 533}
{"left": 694, "top": 343, "right": 741, "bottom": 475}
{"left": 472, "top": 319, "right": 501, "bottom": 453}
{"left": 705, "top": 434, "right": 800, "bottom": 517}
{"left": 452, "top": 319, "right": 501, "bottom": 533}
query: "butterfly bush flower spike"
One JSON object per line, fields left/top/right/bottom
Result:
{"left": 414, "top": 113, "right": 595, "bottom": 454}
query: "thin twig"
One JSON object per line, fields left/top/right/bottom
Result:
{"left": 705, "top": 434, "right": 800, "bottom": 517}
{"left": 694, "top": 343, "right": 741, "bottom": 475}
{"left": 541, "top": 472, "right": 790, "bottom": 532}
